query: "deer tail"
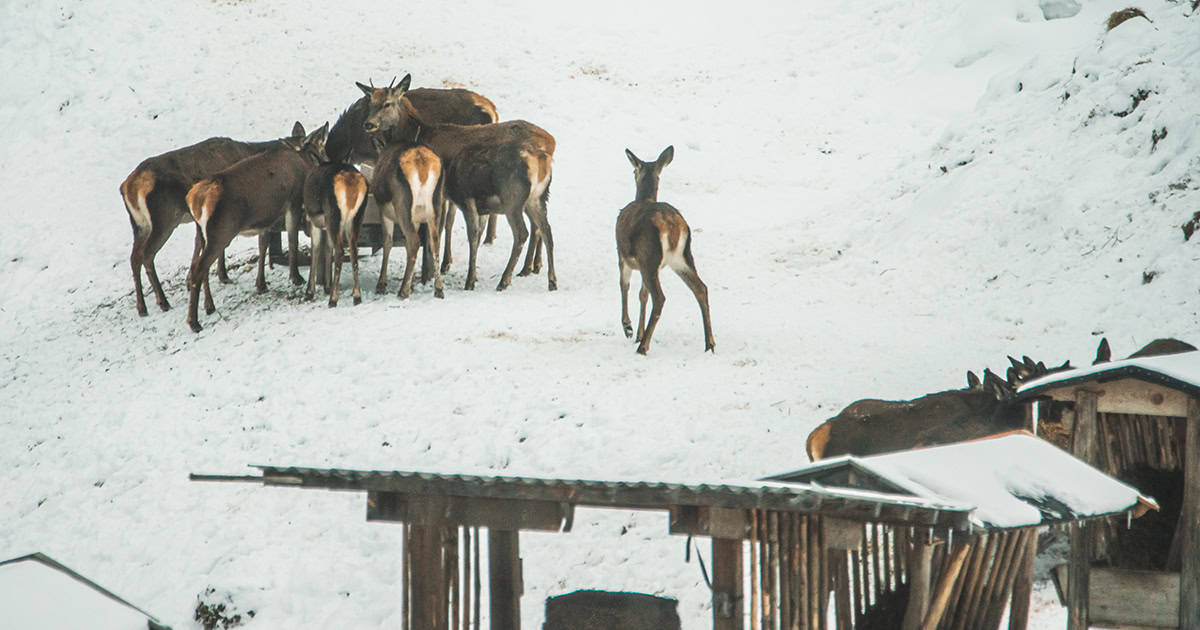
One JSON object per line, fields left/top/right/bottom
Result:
{"left": 120, "top": 169, "right": 156, "bottom": 236}
{"left": 186, "top": 179, "right": 222, "bottom": 246}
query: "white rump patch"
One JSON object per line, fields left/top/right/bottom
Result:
{"left": 660, "top": 231, "right": 688, "bottom": 271}
{"left": 408, "top": 170, "right": 437, "bottom": 227}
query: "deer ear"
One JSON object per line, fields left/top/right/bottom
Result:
{"left": 1094, "top": 338, "right": 1112, "bottom": 364}
{"left": 625, "top": 148, "right": 641, "bottom": 168}
{"left": 966, "top": 370, "right": 981, "bottom": 389}
{"left": 657, "top": 145, "right": 674, "bottom": 167}
{"left": 356, "top": 81, "right": 374, "bottom": 97}
{"left": 397, "top": 73, "right": 412, "bottom": 92}
{"left": 291, "top": 121, "right": 305, "bottom": 138}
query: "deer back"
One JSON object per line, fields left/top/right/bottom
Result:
{"left": 419, "top": 120, "right": 554, "bottom": 205}
{"left": 806, "top": 386, "right": 1024, "bottom": 460}
{"left": 195, "top": 145, "right": 321, "bottom": 238}
{"left": 327, "top": 85, "right": 498, "bottom": 165}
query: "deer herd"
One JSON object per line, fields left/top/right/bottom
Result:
{"left": 120, "top": 74, "right": 714, "bottom": 354}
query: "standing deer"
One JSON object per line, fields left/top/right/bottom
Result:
{"left": 372, "top": 142, "right": 446, "bottom": 299}
{"left": 361, "top": 84, "right": 557, "bottom": 292}
{"left": 120, "top": 123, "right": 305, "bottom": 316}
{"left": 303, "top": 161, "right": 369, "bottom": 307}
{"left": 616, "top": 146, "right": 714, "bottom": 355}
{"left": 184, "top": 123, "right": 328, "bottom": 332}
{"left": 327, "top": 75, "right": 505, "bottom": 268}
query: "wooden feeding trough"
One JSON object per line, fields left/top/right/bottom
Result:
{"left": 1016, "top": 350, "right": 1200, "bottom": 629}
{"left": 191, "top": 435, "right": 1147, "bottom": 630}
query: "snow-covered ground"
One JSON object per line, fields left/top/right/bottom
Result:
{"left": 1, "top": 0, "right": 1198, "bottom": 627}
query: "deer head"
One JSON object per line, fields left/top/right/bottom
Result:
{"left": 624, "top": 145, "right": 674, "bottom": 203}
{"left": 282, "top": 122, "right": 330, "bottom": 162}
{"left": 358, "top": 74, "right": 413, "bottom": 134}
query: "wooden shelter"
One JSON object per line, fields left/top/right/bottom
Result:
{"left": 192, "top": 437, "right": 1148, "bottom": 630}
{"left": 1017, "top": 351, "right": 1200, "bottom": 629}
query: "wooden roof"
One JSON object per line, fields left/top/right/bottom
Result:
{"left": 1017, "top": 351, "right": 1200, "bottom": 401}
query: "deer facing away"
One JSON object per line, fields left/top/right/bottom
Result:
{"left": 120, "top": 122, "right": 305, "bottom": 316}
{"left": 303, "top": 161, "right": 369, "bottom": 307}
{"left": 184, "top": 123, "right": 329, "bottom": 332}
{"left": 616, "top": 146, "right": 714, "bottom": 355}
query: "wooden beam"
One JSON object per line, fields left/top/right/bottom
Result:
{"left": 712, "top": 537, "right": 744, "bottom": 630}
{"left": 1007, "top": 530, "right": 1037, "bottom": 630}
{"left": 919, "top": 542, "right": 971, "bottom": 630}
{"left": 488, "top": 529, "right": 521, "bottom": 630}
{"left": 1043, "top": 380, "right": 1189, "bottom": 417}
{"left": 1182, "top": 397, "right": 1200, "bottom": 630}
{"left": 669, "top": 506, "right": 750, "bottom": 539}
{"left": 367, "top": 492, "right": 570, "bottom": 532}
{"left": 901, "top": 539, "right": 934, "bottom": 630}
{"left": 1067, "top": 522, "right": 1092, "bottom": 630}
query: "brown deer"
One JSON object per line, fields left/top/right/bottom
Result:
{"left": 184, "top": 123, "right": 329, "bottom": 332}
{"left": 327, "top": 75, "right": 503, "bottom": 266}
{"left": 804, "top": 336, "right": 1195, "bottom": 461}
{"left": 120, "top": 123, "right": 305, "bottom": 316}
{"left": 303, "top": 162, "right": 369, "bottom": 307}
{"left": 361, "top": 84, "right": 558, "bottom": 292}
{"left": 372, "top": 143, "right": 446, "bottom": 299}
{"left": 616, "top": 146, "right": 715, "bottom": 355}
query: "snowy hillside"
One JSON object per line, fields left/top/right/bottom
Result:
{"left": 1, "top": 0, "right": 1198, "bottom": 627}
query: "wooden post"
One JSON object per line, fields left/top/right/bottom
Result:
{"left": 488, "top": 529, "right": 521, "bottom": 630}
{"left": 750, "top": 510, "right": 759, "bottom": 630}
{"left": 834, "top": 551, "right": 852, "bottom": 630}
{"left": 411, "top": 524, "right": 449, "bottom": 630}
{"left": 463, "top": 527, "right": 472, "bottom": 630}
{"left": 902, "top": 540, "right": 934, "bottom": 630}
{"left": 713, "top": 537, "right": 745, "bottom": 630}
{"left": 1006, "top": 530, "right": 1037, "bottom": 630}
{"left": 1181, "top": 398, "right": 1200, "bottom": 630}
{"left": 1069, "top": 388, "right": 1099, "bottom": 630}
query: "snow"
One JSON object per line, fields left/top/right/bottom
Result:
{"left": 2, "top": 0, "right": 1199, "bottom": 628}
{"left": 0, "top": 555, "right": 158, "bottom": 630}
{"left": 1018, "top": 348, "right": 1200, "bottom": 393}
{"left": 852, "top": 433, "right": 1151, "bottom": 528}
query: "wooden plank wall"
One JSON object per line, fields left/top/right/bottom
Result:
{"left": 742, "top": 511, "right": 1031, "bottom": 630}
{"left": 399, "top": 525, "right": 484, "bottom": 630}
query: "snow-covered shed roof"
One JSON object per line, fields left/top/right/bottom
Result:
{"left": 0, "top": 553, "right": 170, "bottom": 630}
{"left": 1016, "top": 350, "right": 1200, "bottom": 400}
{"left": 765, "top": 432, "right": 1156, "bottom": 529}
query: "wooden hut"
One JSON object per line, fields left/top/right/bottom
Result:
{"left": 1016, "top": 350, "right": 1200, "bottom": 629}
{"left": 192, "top": 436, "right": 1148, "bottom": 630}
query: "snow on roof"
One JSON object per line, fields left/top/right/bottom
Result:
{"left": 1017, "top": 350, "right": 1200, "bottom": 399}
{"left": 0, "top": 553, "right": 168, "bottom": 630}
{"left": 769, "top": 433, "right": 1154, "bottom": 529}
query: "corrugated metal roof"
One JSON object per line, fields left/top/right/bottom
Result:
{"left": 225, "top": 465, "right": 974, "bottom": 529}
{"left": 1016, "top": 350, "right": 1200, "bottom": 400}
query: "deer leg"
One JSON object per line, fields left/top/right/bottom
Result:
{"left": 463, "top": 201, "right": 483, "bottom": 291}
{"left": 330, "top": 228, "right": 344, "bottom": 307}
{"left": 428, "top": 218, "right": 445, "bottom": 299}
{"left": 637, "top": 281, "right": 649, "bottom": 343}
{"left": 349, "top": 220, "right": 363, "bottom": 305}
{"left": 255, "top": 233, "right": 270, "bottom": 294}
{"left": 424, "top": 222, "right": 439, "bottom": 283}
{"left": 286, "top": 207, "right": 304, "bottom": 285}
{"left": 217, "top": 253, "right": 231, "bottom": 284}
{"left": 518, "top": 215, "right": 538, "bottom": 277}
{"left": 526, "top": 190, "right": 556, "bottom": 290}
{"left": 636, "top": 269, "right": 666, "bottom": 355}
{"left": 376, "top": 212, "right": 394, "bottom": 294}
{"left": 186, "top": 244, "right": 221, "bottom": 333}
{"left": 306, "top": 223, "right": 322, "bottom": 301}
{"left": 673, "top": 257, "right": 715, "bottom": 353}
{"left": 497, "top": 208, "right": 529, "bottom": 292}
{"left": 441, "top": 199, "right": 455, "bottom": 273}
{"left": 619, "top": 260, "right": 634, "bottom": 338}
{"left": 484, "top": 213, "right": 498, "bottom": 245}
{"left": 399, "top": 224, "right": 420, "bottom": 300}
